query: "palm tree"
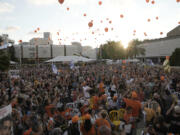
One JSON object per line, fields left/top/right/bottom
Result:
{"left": 127, "top": 39, "right": 145, "bottom": 58}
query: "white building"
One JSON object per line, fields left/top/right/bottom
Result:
{"left": 14, "top": 43, "right": 97, "bottom": 60}
{"left": 138, "top": 25, "right": 180, "bottom": 63}
{"left": 29, "top": 32, "right": 53, "bottom": 45}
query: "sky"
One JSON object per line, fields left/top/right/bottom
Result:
{"left": 0, "top": 0, "right": 180, "bottom": 48}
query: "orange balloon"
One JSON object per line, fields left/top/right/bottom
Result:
{"left": 37, "top": 27, "right": 40, "bottom": 31}
{"left": 176, "top": 0, "right": 180, "bottom": 2}
{"left": 166, "top": 56, "right": 170, "bottom": 60}
{"left": 100, "top": 20, "right": 103, "bottom": 23}
{"left": 92, "top": 32, "right": 94, "bottom": 34}
{"left": 58, "top": 0, "right": 64, "bottom": 4}
{"left": 147, "top": 18, "right": 151, "bottom": 22}
{"left": 146, "top": 0, "right": 150, "bottom": 3}
{"left": 18, "top": 40, "right": 22, "bottom": 43}
{"left": 57, "top": 32, "right": 59, "bottom": 35}
{"left": 144, "top": 32, "right": 147, "bottom": 36}
{"left": 84, "top": 13, "right": 86, "bottom": 17}
{"left": 34, "top": 30, "right": 37, "bottom": 33}
{"left": 178, "top": 21, "right": 180, "bottom": 24}
{"left": 99, "top": 1, "right": 102, "bottom": 5}
{"left": 67, "top": 7, "right": 69, "bottom": 11}
{"left": 151, "top": 0, "right": 155, "bottom": 4}
{"left": 160, "top": 32, "right": 163, "bottom": 35}
{"left": 120, "top": 14, "right": 124, "bottom": 18}
{"left": 109, "top": 20, "right": 112, "bottom": 24}
{"left": 134, "top": 30, "right": 136, "bottom": 33}
{"left": 104, "top": 27, "right": 108, "bottom": 32}
{"left": 156, "top": 16, "right": 159, "bottom": 20}
{"left": 160, "top": 76, "right": 165, "bottom": 81}
{"left": 88, "top": 21, "right": 93, "bottom": 28}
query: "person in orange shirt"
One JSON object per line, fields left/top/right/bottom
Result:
{"left": 123, "top": 91, "right": 141, "bottom": 118}
{"left": 99, "top": 81, "right": 105, "bottom": 94}
{"left": 80, "top": 114, "right": 96, "bottom": 135}
{"left": 95, "top": 111, "right": 111, "bottom": 135}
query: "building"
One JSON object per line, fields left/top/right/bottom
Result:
{"left": 14, "top": 43, "right": 97, "bottom": 62}
{"left": 138, "top": 25, "right": 180, "bottom": 63}
{"left": 29, "top": 32, "right": 53, "bottom": 45}
{"left": 0, "top": 34, "right": 14, "bottom": 45}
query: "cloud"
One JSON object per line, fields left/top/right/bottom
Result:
{"left": 0, "top": 2, "right": 14, "bottom": 14}
{"left": 27, "top": 0, "right": 57, "bottom": 5}
{"left": 5, "top": 26, "right": 20, "bottom": 32}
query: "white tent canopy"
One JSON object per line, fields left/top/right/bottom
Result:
{"left": 45, "top": 56, "right": 95, "bottom": 63}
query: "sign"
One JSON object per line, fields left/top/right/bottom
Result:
{"left": 0, "top": 105, "right": 13, "bottom": 135}
{"left": 8, "top": 70, "right": 20, "bottom": 78}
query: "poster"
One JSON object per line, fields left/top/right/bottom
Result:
{"left": 8, "top": 70, "right": 20, "bottom": 79}
{"left": 0, "top": 105, "right": 13, "bottom": 135}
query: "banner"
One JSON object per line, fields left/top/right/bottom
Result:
{"left": 8, "top": 70, "right": 20, "bottom": 79}
{"left": 0, "top": 105, "right": 13, "bottom": 135}
{"left": 52, "top": 64, "right": 58, "bottom": 74}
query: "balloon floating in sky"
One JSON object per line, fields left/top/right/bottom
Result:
{"left": 160, "top": 32, "right": 163, "bottom": 35}
{"left": 146, "top": 0, "right": 150, "bottom": 3}
{"left": 104, "top": 27, "right": 108, "bottom": 32}
{"left": 34, "top": 30, "right": 37, "bottom": 33}
{"left": 99, "top": 1, "right": 102, "bottom": 5}
{"left": 134, "top": 30, "right": 136, "bottom": 33}
{"left": 67, "top": 7, "right": 69, "bottom": 11}
{"left": 151, "top": 0, "right": 155, "bottom": 4}
{"left": 58, "top": 0, "right": 64, "bottom": 4}
{"left": 120, "top": 14, "right": 124, "bottom": 18}
{"left": 18, "top": 40, "right": 22, "bottom": 43}
{"left": 156, "top": 16, "right": 159, "bottom": 20}
{"left": 84, "top": 13, "right": 86, "bottom": 17}
{"left": 178, "top": 21, "right": 180, "bottom": 24}
{"left": 92, "top": 32, "right": 94, "bottom": 34}
{"left": 144, "top": 32, "right": 147, "bottom": 36}
{"left": 109, "top": 20, "right": 112, "bottom": 24}
{"left": 37, "top": 28, "right": 40, "bottom": 31}
{"left": 57, "top": 32, "right": 59, "bottom": 35}
{"left": 176, "top": 0, "right": 180, "bottom": 2}
{"left": 147, "top": 19, "right": 151, "bottom": 22}
{"left": 88, "top": 21, "right": 93, "bottom": 28}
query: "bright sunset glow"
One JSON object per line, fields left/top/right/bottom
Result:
{"left": 0, "top": 0, "right": 180, "bottom": 48}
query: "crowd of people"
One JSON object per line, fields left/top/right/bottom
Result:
{"left": 0, "top": 62, "right": 180, "bottom": 135}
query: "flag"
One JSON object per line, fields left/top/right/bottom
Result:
{"left": 70, "top": 61, "right": 74, "bottom": 69}
{"left": 163, "top": 59, "right": 171, "bottom": 73}
{"left": 52, "top": 64, "right": 58, "bottom": 74}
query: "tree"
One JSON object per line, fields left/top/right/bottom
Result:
{"left": 170, "top": 48, "right": 180, "bottom": 66}
{"left": 0, "top": 36, "right": 3, "bottom": 45}
{"left": 99, "top": 41, "right": 126, "bottom": 60}
{"left": 0, "top": 50, "right": 10, "bottom": 71}
{"left": 127, "top": 39, "right": 145, "bottom": 58}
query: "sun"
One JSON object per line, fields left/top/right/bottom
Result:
{"left": 121, "top": 39, "right": 129, "bottom": 49}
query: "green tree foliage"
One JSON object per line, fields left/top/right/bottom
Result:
{"left": 170, "top": 48, "right": 180, "bottom": 66}
{"left": 99, "top": 41, "right": 126, "bottom": 60}
{"left": 98, "top": 39, "right": 145, "bottom": 60}
{"left": 127, "top": 39, "right": 145, "bottom": 58}
{"left": 0, "top": 50, "right": 10, "bottom": 71}
{"left": 8, "top": 46, "right": 17, "bottom": 61}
